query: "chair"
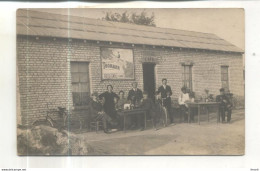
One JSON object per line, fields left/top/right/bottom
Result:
{"left": 90, "top": 120, "right": 103, "bottom": 133}
{"left": 171, "top": 99, "right": 181, "bottom": 122}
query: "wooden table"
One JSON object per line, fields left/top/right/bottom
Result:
{"left": 117, "top": 108, "right": 147, "bottom": 132}
{"left": 186, "top": 102, "right": 220, "bottom": 124}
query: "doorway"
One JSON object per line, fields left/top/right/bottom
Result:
{"left": 142, "top": 63, "right": 156, "bottom": 101}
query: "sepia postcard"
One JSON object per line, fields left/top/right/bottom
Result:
{"left": 16, "top": 8, "right": 245, "bottom": 156}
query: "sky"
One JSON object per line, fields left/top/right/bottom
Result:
{"left": 35, "top": 8, "right": 244, "bottom": 50}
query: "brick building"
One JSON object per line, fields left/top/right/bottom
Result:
{"left": 16, "top": 9, "right": 244, "bottom": 125}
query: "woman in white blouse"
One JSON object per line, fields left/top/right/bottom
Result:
{"left": 178, "top": 87, "right": 190, "bottom": 122}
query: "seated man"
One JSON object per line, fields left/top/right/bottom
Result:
{"left": 152, "top": 91, "right": 166, "bottom": 130}
{"left": 139, "top": 91, "right": 154, "bottom": 131}
{"left": 89, "top": 92, "right": 116, "bottom": 133}
{"left": 141, "top": 91, "right": 165, "bottom": 130}
{"left": 115, "top": 90, "right": 128, "bottom": 130}
{"left": 178, "top": 87, "right": 190, "bottom": 123}
{"left": 127, "top": 82, "right": 143, "bottom": 129}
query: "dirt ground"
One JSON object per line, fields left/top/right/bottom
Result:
{"left": 79, "top": 109, "right": 245, "bottom": 155}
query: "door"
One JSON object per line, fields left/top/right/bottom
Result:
{"left": 142, "top": 63, "right": 156, "bottom": 101}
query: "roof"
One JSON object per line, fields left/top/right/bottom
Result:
{"left": 16, "top": 9, "right": 243, "bottom": 53}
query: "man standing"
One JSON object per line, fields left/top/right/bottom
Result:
{"left": 225, "top": 90, "right": 233, "bottom": 123}
{"left": 216, "top": 88, "right": 233, "bottom": 123}
{"left": 127, "top": 82, "right": 143, "bottom": 130}
{"left": 158, "top": 78, "right": 173, "bottom": 124}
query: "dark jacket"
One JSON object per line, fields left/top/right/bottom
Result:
{"left": 140, "top": 98, "right": 154, "bottom": 111}
{"left": 158, "top": 85, "right": 172, "bottom": 98}
{"left": 216, "top": 94, "right": 232, "bottom": 109}
{"left": 127, "top": 88, "right": 143, "bottom": 104}
{"left": 99, "top": 91, "right": 119, "bottom": 118}
{"left": 89, "top": 99, "right": 103, "bottom": 117}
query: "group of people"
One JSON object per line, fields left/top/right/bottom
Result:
{"left": 88, "top": 78, "right": 233, "bottom": 133}
{"left": 89, "top": 79, "right": 174, "bottom": 133}
{"left": 177, "top": 86, "right": 233, "bottom": 123}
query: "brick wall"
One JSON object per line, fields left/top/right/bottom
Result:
{"left": 134, "top": 47, "right": 244, "bottom": 98}
{"left": 17, "top": 36, "right": 70, "bottom": 125}
{"left": 17, "top": 36, "right": 244, "bottom": 125}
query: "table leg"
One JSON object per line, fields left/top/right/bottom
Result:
{"left": 198, "top": 105, "right": 200, "bottom": 125}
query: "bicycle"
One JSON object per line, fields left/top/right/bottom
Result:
{"left": 32, "top": 103, "right": 83, "bottom": 133}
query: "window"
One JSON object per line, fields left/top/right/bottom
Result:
{"left": 71, "top": 62, "right": 90, "bottom": 106}
{"left": 221, "top": 66, "right": 229, "bottom": 90}
{"left": 182, "top": 64, "right": 193, "bottom": 91}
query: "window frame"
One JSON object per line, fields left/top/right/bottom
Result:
{"left": 182, "top": 64, "right": 193, "bottom": 91}
{"left": 221, "top": 65, "right": 229, "bottom": 90}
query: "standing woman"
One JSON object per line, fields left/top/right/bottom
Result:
{"left": 99, "top": 85, "right": 119, "bottom": 121}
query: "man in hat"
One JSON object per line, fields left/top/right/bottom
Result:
{"left": 139, "top": 91, "right": 153, "bottom": 131}
{"left": 216, "top": 88, "right": 232, "bottom": 123}
{"left": 225, "top": 90, "right": 233, "bottom": 123}
{"left": 158, "top": 78, "right": 173, "bottom": 124}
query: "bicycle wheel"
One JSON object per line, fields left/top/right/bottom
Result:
{"left": 32, "top": 118, "right": 54, "bottom": 127}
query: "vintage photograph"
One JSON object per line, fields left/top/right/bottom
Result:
{"left": 16, "top": 8, "right": 245, "bottom": 155}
